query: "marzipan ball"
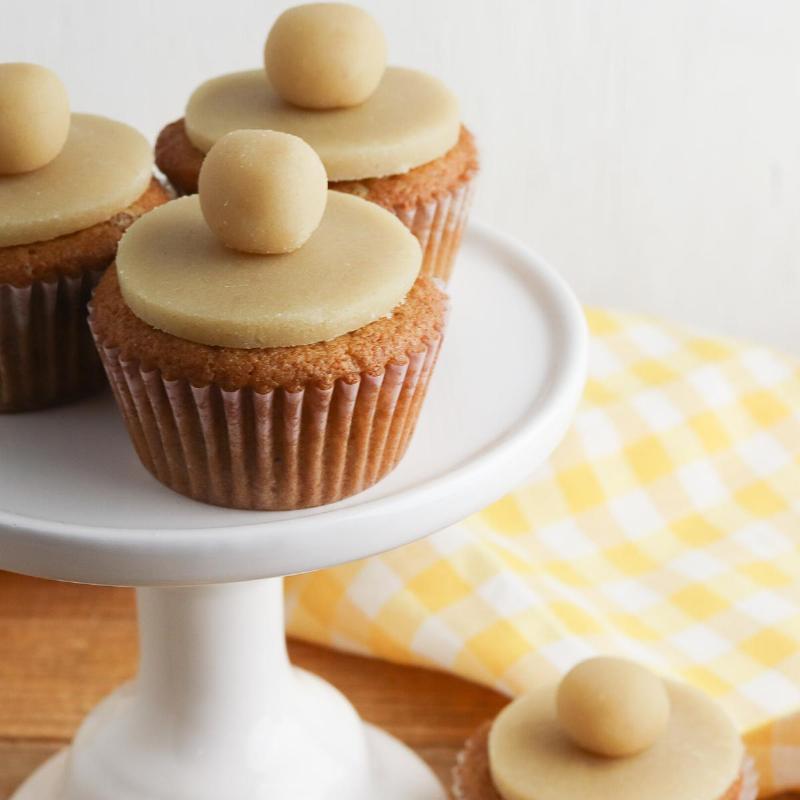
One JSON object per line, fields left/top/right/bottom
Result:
{"left": 265, "top": 3, "right": 387, "bottom": 110}
{"left": 0, "top": 63, "right": 70, "bottom": 175}
{"left": 198, "top": 129, "right": 328, "bottom": 255}
{"left": 556, "top": 657, "right": 670, "bottom": 758}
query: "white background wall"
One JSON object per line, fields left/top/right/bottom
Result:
{"left": 3, "top": 1, "right": 799, "bottom": 353}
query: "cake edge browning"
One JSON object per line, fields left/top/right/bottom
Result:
{"left": 155, "top": 119, "right": 478, "bottom": 207}
{"left": 91, "top": 267, "right": 448, "bottom": 393}
{"left": 0, "top": 178, "right": 172, "bottom": 287}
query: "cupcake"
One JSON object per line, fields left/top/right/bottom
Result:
{"left": 453, "top": 657, "right": 757, "bottom": 800}
{"left": 91, "top": 129, "right": 447, "bottom": 511}
{"left": 0, "top": 63, "right": 170, "bottom": 413}
{"left": 155, "top": 2, "right": 478, "bottom": 284}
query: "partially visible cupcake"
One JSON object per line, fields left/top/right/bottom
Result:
{"left": 91, "top": 130, "right": 447, "bottom": 510}
{"left": 0, "top": 63, "right": 170, "bottom": 413}
{"left": 155, "top": 3, "right": 478, "bottom": 284}
{"left": 453, "top": 657, "right": 757, "bottom": 800}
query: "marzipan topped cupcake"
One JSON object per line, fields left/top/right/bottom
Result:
{"left": 156, "top": 2, "right": 478, "bottom": 283}
{"left": 453, "top": 657, "right": 757, "bottom": 800}
{"left": 0, "top": 63, "right": 169, "bottom": 412}
{"left": 92, "top": 130, "right": 448, "bottom": 510}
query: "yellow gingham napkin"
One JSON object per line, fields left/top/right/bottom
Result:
{"left": 286, "top": 308, "right": 800, "bottom": 798}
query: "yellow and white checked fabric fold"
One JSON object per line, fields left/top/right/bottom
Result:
{"left": 286, "top": 308, "right": 800, "bottom": 798}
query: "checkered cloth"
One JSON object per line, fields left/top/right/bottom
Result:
{"left": 286, "top": 308, "right": 800, "bottom": 798}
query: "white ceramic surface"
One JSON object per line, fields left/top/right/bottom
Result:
{"left": 0, "top": 222, "right": 588, "bottom": 587}
{"left": 13, "top": 580, "right": 446, "bottom": 800}
{"left": 3, "top": 222, "right": 587, "bottom": 800}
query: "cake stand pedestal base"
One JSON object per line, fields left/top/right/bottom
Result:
{"left": 11, "top": 578, "right": 444, "bottom": 800}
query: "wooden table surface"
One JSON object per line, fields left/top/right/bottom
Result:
{"left": 0, "top": 571, "right": 794, "bottom": 799}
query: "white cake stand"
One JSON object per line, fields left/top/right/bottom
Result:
{"left": 0, "top": 222, "right": 587, "bottom": 800}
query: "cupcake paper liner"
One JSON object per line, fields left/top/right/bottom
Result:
{"left": 0, "top": 271, "right": 106, "bottom": 413}
{"left": 391, "top": 179, "right": 475, "bottom": 284}
{"left": 92, "top": 324, "right": 444, "bottom": 511}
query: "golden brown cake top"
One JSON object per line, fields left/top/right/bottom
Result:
{"left": 0, "top": 63, "right": 154, "bottom": 248}
{"left": 92, "top": 268, "right": 446, "bottom": 393}
{"left": 183, "top": 3, "right": 461, "bottom": 181}
{"left": 0, "top": 178, "right": 170, "bottom": 287}
{"left": 117, "top": 130, "right": 423, "bottom": 349}
{"left": 155, "top": 120, "right": 479, "bottom": 209}
{"left": 488, "top": 658, "right": 743, "bottom": 800}
{"left": 186, "top": 68, "right": 460, "bottom": 182}
{"left": 0, "top": 114, "right": 154, "bottom": 248}
{"left": 332, "top": 125, "right": 479, "bottom": 209}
